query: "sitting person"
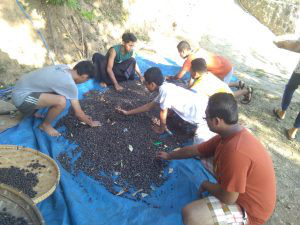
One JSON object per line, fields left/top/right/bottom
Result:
{"left": 167, "top": 40, "right": 244, "bottom": 88}
{"left": 12, "top": 61, "right": 101, "bottom": 136}
{"left": 190, "top": 58, "right": 252, "bottom": 104}
{"left": 116, "top": 67, "right": 215, "bottom": 144}
{"left": 92, "top": 32, "right": 144, "bottom": 91}
{"left": 157, "top": 93, "right": 276, "bottom": 225}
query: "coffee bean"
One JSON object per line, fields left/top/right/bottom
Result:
{"left": 0, "top": 167, "right": 38, "bottom": 198}
{"left": 56, "top": 81, "right": 189, "bottom": 200}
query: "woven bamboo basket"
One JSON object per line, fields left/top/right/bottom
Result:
{"left": 0, "top": 145, "right": 60, "bottom": 204}
{"left": 0, "top": 183, "right": 45, "bottom": 225}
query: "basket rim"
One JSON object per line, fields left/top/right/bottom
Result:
{"left": 0, "top": 183, "right": 45, "bottom": 225}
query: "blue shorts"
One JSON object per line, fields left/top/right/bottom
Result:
{"left": 223, "top": 68, "right": 234, "bottom": 84}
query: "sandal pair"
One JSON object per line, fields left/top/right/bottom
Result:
{"left": 240, "top": 86, "right": 253, "bottom": 104}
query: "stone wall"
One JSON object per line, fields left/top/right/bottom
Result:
{"left": 239, "top": 0, "right": 300, "bottom": 35}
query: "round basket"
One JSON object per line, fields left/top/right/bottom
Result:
{"left": 0, "top": 145, "right": 60, "bottom": 204}
{"left": 0, "top": 183, "right": 45, "bottom": 225}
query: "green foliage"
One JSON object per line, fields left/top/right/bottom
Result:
{"left": 45, "top": 0, "right": 80, "bottom": 9}
{"left": 80, "top": 9, "right": 95, "bottom": 22}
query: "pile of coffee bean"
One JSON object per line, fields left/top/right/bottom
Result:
{"left": 0, "top": 208, "right": 28, "bottom": 225}
{"left": 0, "top": 166, "right": 38, "bottom": 198}
{"left": 56, "top": 81, "right": 191, "bottom": 197}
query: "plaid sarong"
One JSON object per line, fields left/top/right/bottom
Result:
{"left": 205, "top": 195, "right": 248, "bottom": 225}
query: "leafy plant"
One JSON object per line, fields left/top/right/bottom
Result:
{"left": 45, "top": 0, "right": 80, "bottom": 9}
{"left": 80, "top": 9, "right": 95, "bottom": 22}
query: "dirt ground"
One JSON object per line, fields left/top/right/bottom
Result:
{"left": 0, "top": 0, "right": 300, "bottom": 224}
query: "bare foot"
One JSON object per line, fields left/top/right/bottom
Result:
{"left": 39, "top": 123, "right": 61, "bottom": 136}
{"left": 100, "top": 82, "right": 107, "bottom": 87}
{"left": 34, "top": 112, "right": 44, "bottom": 119}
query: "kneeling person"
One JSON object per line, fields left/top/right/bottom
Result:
{"left": 117, "top": 67, "right": 215, "bottom": 144}
{"left": 92, "top": 32, "right": 144, "bottom": 91}
{"left": 12, "top": 61, "right": 101, "bottom": 136}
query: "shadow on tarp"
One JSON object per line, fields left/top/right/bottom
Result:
{"left": 0, "top": 56, "right": 216, "bottom": 225}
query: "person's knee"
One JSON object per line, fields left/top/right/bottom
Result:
{"left": 129, "top": 57, "right": 136, "bottom": 63}
{"left": 182, "top": 205, "right": 195, "bottom": 225}
{"left": 56, "top": 96, "right": 66, "bottom": 108}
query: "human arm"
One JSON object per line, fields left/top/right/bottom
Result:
{"left": 135, "top": 63, "right": 144, "bottom": 83}
{"left": 166, "top": 67, "right": 189, "bottom": 81}
{"left": 201, "top": 181, "right": 239, "bottom": 205}
{"left": 152, "top": 108, "right": 170, "bottom": 134}
{"left": 157, "top": 135, "right": 221, "bottom": 160}
{"left": 157, "top": 144, "right": 201, "bottom": 160}
{"left": 106, "top": 48, "right": 123, "bottom": 91}
{"left": 116, "top": 100, "right": 157, "bottom": 116}
{"left": 70, "top": 99, "right": 101, "bottom": 127}
{"left": 188, "top": 77, "right": 194, "bottom": 88}
{"left": 273, "top": 35, "right": 300, "bottom": 53}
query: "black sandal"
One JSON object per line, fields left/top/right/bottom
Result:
{"left": 238, "top": 80, "right": 245, "bottom": 90}
{"left": 241, "top": 86, "right": 253, "bottom": 104}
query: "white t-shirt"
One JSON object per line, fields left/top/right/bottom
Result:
{"left": 154, "top": 82, "right": 208, "bottom": 125}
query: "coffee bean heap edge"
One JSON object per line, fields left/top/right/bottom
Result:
{"left": 56, "top": 81, "right": 191, "bottom": 198}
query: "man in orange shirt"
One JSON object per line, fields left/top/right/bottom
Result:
{"left": 157, "top": 93, "right": 276, "bottom": 225}
{"left": 167, "top": 41, "right": 243, "bottom": 87}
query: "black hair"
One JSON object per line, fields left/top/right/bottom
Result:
{"left": 191, "top": 58, "right": 207, "bottom": 73}
{"left": 73, "top": 60, "right": 95, "bottom": 78}
{"left": 122, "top": 32, "right": 137, "bottom": 43}
{"left": 144, "top": 67, "right": 164, "bottom": 86}
{"left": 177, "top": 41, "right": 191, "bottom": 52}
{"left": 207, "top": 93, "right": 238, "bottom": 125}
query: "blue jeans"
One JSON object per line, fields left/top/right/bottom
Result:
{"left": 281, "top": 72, "right": 300, "bottom": 128}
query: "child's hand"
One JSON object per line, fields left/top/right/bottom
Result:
{"left": 139, "top": 76, "right": 145, "bottom": 83}
{"left": 114, "top": 83, "right": 124, "bottom": 92}
{"left": 152, "top": 124, "right": 166, "bottom": 134}
{"left": 165, "top": 76, "right": 174, "bottom": 81}
{"left": 89, "top": 120, "right": 101, "bottom": 127}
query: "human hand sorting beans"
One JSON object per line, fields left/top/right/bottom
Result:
{"left": 115, "top": 107, "right": 129, "bottom": 115}
{"left": 89, "top": 120, "right": 101, "bottom": 127}
{"left": 151, "top": 124, "right": 166, "bottom": 134}
{"left": 156, "top": 151, "right": 170, "bottom": 160}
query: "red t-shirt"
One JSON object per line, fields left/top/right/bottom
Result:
{"left": 197, "top": 128, "right": 276, "bottom": 225}
{"left": 182, "top": 51, "right": 232, "bottom": 80}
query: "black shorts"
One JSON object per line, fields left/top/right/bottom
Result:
{"left": 17, "top": 92, "right": 41, "bottom": 116}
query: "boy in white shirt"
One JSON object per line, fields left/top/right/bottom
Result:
{"left": 116, "top": 67, "right": 215, "bottom": 143}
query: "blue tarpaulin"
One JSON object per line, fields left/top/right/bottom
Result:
{"left": 0, "top": 55, "right": 219, "bottom": 225}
